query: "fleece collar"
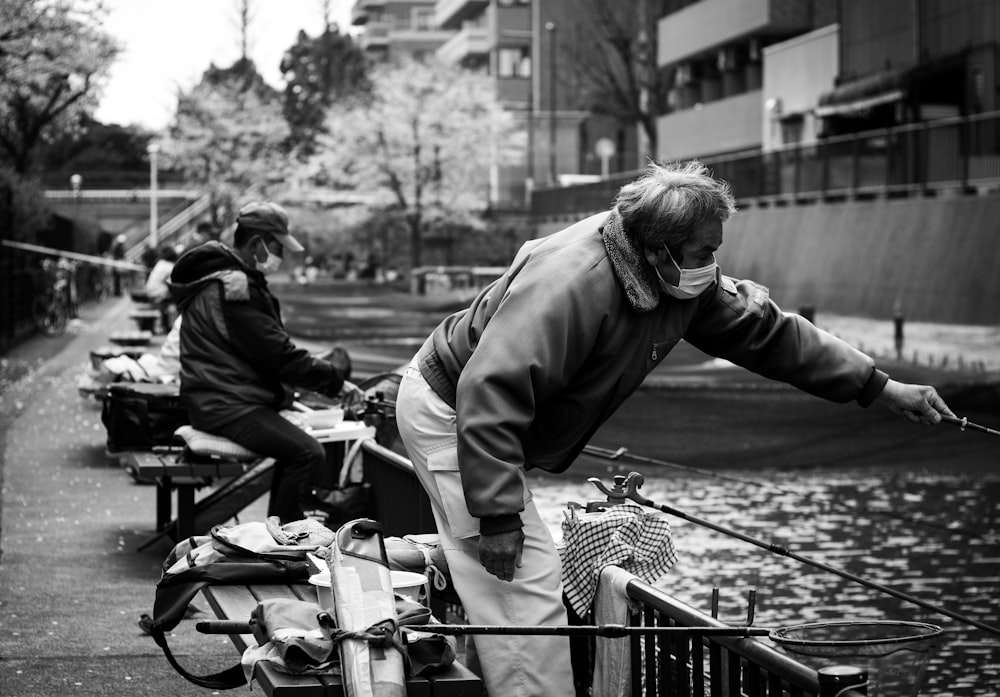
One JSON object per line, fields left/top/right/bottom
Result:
{"left": 601, "top": 208, "right": 661, "bottom": 312}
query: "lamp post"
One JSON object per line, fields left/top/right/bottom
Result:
{"left": 147, "top": 143, "right": 160, "bottom": 247}
{"left": 545, "top": 21, "right": 557, "bottom": 185}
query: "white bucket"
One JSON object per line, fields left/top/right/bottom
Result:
{"left": 309, "top": 572, "right": 334, "bottom": 609}
{"left": 309, "top": 569, "right": 429, "bottom": 608}
{"left": 390, "top": 570, "right": 429, "bottom": 605}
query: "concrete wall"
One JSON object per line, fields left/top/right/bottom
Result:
{"left": 719, "top": 194, "right": 1000, "bottom": 324}
{"left": 533, "top": 193, "right": 1000, "bottom": 325}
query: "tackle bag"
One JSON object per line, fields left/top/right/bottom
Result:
{"left": 148, "top": 518, "right": 332, "bottom": 690}
{"left": 300, "top": 437, "right": 373, "bottom": 529}
{"left": 101, "top": 382, "right": 188, "bottom": 453}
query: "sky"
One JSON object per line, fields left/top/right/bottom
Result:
{"left": 92, "top": 0, "right": 354, "bottom": 132}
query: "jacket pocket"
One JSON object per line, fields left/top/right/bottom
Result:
{"left": 426, "top": 448, "right": 481, "bottom": 540}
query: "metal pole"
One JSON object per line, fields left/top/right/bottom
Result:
{"left": 545, "top": 21, "right": 557, "bottom": 185}
{"left": 148, "top": 143, "right": 160, "bottom": 247}
{"left": 196, "top": 620, "right": 770, "bottom": 638}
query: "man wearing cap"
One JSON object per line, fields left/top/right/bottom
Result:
{"left": 168, "top": 201, "right": 359, "bottom": 523}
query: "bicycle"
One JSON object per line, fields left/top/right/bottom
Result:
{"left": 31, "top": 259, "right": 72, "bottom": 337}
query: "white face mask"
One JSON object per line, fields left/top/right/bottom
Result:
{"left": 655, "top": 244, "right": 718, "bottom": 299}
{"left": 254, "top": 240, "right": 282, "bottom": 276}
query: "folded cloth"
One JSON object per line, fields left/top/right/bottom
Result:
{"left": 242, "top": 599, "right": 340, "bottom": 685}
{"left": 557, "top": 501, "right": 678, "bottom": 617}
{"left": 592, "top": 565, "right": 640, "bottom": 697}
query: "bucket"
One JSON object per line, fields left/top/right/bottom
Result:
{"left": 770, "top": 620, "right": 943, "bottom": 697}
{"left": 309, "top": 569, "right": 430, "bottom": 609}
{"left": 390, "top": 570, "right": 429, "bottom": 605}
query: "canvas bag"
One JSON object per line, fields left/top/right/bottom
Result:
{"left": 149, "top": 519, "right": 332, "bottom": 689}
{"left": 300, "top": 436, "right": 373, "bottom": 528}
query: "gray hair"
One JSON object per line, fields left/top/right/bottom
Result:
{"left": 613, "top": 160, "right": 737, "bottom": 256}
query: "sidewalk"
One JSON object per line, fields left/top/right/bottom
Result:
{"left": 0, "top": 298, "right": 249, "bottom": 697}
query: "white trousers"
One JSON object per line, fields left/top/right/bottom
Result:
{"left": 395, "top": 364, "right": 575, "bottom": 697}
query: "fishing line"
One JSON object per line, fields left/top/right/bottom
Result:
{"left": 582, "top": 441, "right": 992, "bottom": 542}
{"left": 595, "top": 472, "right": 1000, "bottom": 638}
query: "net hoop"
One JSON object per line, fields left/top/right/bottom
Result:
{"left": 769, "top": 620, "right": 943, "bottom": 654}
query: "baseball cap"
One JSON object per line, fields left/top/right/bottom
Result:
{"left": 237, "top": 201, "right": 304, "bottom": 252}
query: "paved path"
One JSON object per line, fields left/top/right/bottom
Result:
{"left": 0, "top": 298, "right": 250, "bottom": 696}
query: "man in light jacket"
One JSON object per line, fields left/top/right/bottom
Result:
{"left": 394, "top": 161, "right": 954, "bottom": 697}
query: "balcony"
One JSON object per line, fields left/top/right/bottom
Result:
{"left": 435, "top": 0, "right": 489, "bottom": 30}
{"left": 350, "top": 0, "right": 386, "bottom": 26}
{"left": 357, "top": 20, "right": 391, "bottom": 49}
{"left": 658, "top": 0, "right": 813, "bottom": 66}
{"left": 436, "top": 23, "right": 489, "bottom": 64}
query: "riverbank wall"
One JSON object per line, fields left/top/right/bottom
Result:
{"left": 535, "top": 192, "right": 1000, "bottom": 325}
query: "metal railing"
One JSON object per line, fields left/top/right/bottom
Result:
{"left": 357, "top": 439, "right": 867, "bottom": 696}
{"left": 625, "top": 579, "right": 866, "bottom": 697}
{"left": 532, "top": 110, "right": 1000, "bottom": 217}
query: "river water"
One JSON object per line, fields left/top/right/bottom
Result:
{"left": 528, "top": 462, "right": 1000, "bottom": 697}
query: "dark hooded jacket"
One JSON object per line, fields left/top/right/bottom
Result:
{"left": 168, "top": 242, "right": 345, "bottom": 432}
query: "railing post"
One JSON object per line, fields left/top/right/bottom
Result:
{"left": 817, "top": 665, "right": 867, "bottom": 696}
{"left": 960, "top": 115, "right": 969, "bottom": 191}
{"left": 851, "top": 134, "right": 860, "bottom": 196}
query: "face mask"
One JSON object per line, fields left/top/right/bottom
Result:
{"left": 254, "top": 240, "right": 282, "bottom": 276}
{"left": 655, "top": 244, "right": 718, "bottom": 299}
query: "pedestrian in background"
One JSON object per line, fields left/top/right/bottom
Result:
{"left": 394, "top": 160, "right": 954, "bottom": 697}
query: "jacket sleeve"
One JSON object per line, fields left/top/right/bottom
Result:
{"left": 455, "top": 258, "right": 614, "bottom": 534}
{"left": 685, "top": 275, "right": 888, "bottom": 405}
{"left": 222, "top": 287, "right": 346, "bottom": 396}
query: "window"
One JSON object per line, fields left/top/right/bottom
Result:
{"left": 413, "top": 7, "right": 434, "bottom": 30}
{"left": 498, "top": 47, "right": 531, "bottom": 78}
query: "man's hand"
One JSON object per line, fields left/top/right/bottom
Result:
{"left": 876, "top": 379, "right": 955, "bottom": 425}
{"left": 479, "top": 529, "right": 524, "bottom": 582}
{"left": 337, "top": 380, "right": 366, "bottom": 412}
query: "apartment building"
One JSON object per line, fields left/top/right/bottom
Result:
{"left": 351, "top": 0, "right": 454, "bottom": 61}
{"left": 655, "top": 0, "right": 837, "bottom": 159}
{"left": 656, "top": 0, "right": 1000, "bottom": 159}
{"left": 435, "top": 0, "right": 640, "bottom": 210}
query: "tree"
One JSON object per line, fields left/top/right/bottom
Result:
{"left": 281, "top": 26, "right": 371, "bottom": 154}
{"left": 560, "top": 0, "right": 666, "bottom": 159}
{"left": 309, "top": 56, "right": 514, "bottom": 270}
{"left": 0, "top": 0, "right": 119, "bottom": 174}
{"left": 160, "top": 58, "right": 291, "bottom": 230}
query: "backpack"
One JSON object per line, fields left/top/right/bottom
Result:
{"left": 148, "top": 519, "right": 331, "bottom": 689}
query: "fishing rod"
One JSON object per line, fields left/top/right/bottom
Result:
{"left": 196, "top": 619, "right": 769, "bottom": 638}
{"left": 591, "top": 471, "right": 1000, "bottom": 639}
{"left": 581, "top": 441, "right": 991, "bottom": 542}
{"left": 1, "top": 238, "right": 146, "bottom": 272}
{"left": 942, "top": 414, "right": 1000, "bottom": 437}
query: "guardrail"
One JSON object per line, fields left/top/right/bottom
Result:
{"left": 532, "top": 109, "right": 1000, "bottom": 217}
{"left": 625, "top": 579, "right": 866, "bottom": 697}
{"left": 358, "top": 439, "right": 867, "bottom": 696}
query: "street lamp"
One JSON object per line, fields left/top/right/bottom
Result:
{"left": 545, "top": 21, "right": 557, "bottom": 185}
{"left": 147, "top": 142, "right": 160, "bottom": 247}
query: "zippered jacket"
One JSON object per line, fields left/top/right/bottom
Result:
{"left": 168, "top": 242, "right": 345, "bottom": 432}
{"left": 416, "top": 212, "right": 888, "bottom": 535}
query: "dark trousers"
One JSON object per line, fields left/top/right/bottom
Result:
{"left": 212, "top": 408, "right": 326, "bottom": 523}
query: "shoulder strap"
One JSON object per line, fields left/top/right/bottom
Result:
{"left": 150, "top": 619, "right": 247, "bottom": 690}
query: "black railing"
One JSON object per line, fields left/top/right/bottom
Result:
{"left": 625, "top": 579, "right": 867, "bottom": 697}
{"left": 532, "top": 110, "right": 1000, "bottom": 216}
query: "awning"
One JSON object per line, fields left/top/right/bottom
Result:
{"left": 815, "top": 68, "right": 910, "bottom": 117}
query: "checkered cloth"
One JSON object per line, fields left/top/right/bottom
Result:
{"left": 558, "top": 501, "right": 678, "bottom": 617}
